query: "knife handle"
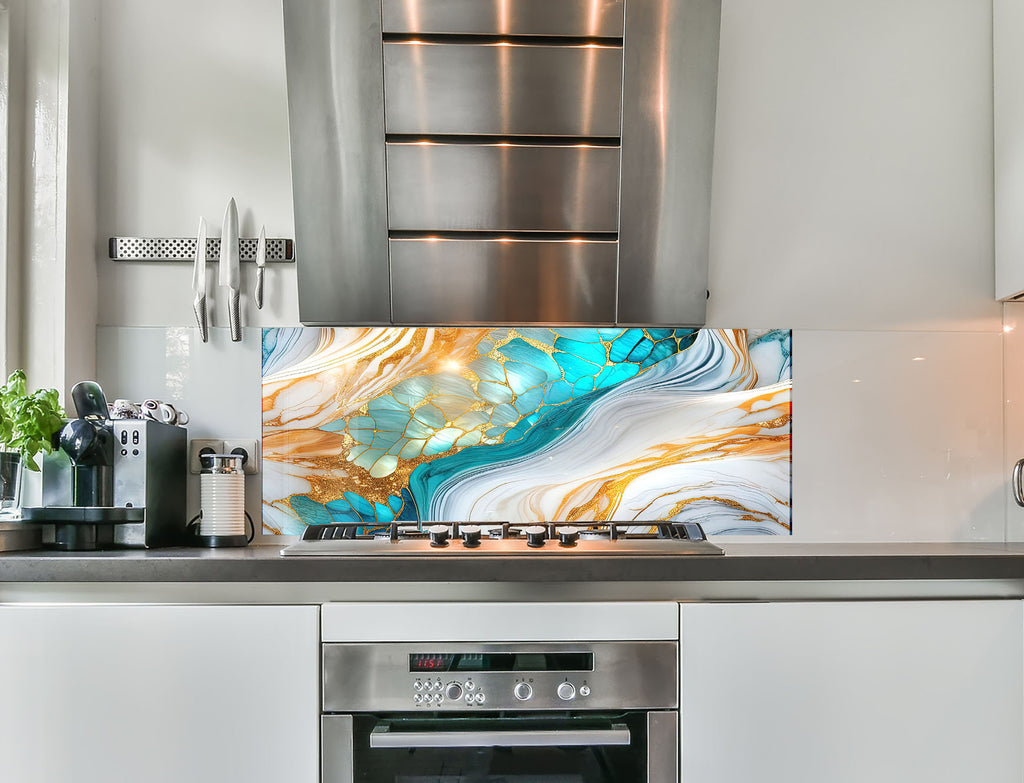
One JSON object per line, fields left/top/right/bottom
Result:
{"left": 255, "top": 267, "right": 265, "bottom": 310}
{"left": 228, "top": 289, "right": 241, "bottom": 342}
{"left": 193, "top": 294, "right": 209, "bottom": 343}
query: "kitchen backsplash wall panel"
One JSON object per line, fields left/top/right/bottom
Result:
{"left": 262, "top": 328, "right": 792, "bottom": 535}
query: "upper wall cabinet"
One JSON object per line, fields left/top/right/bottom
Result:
{"left": 283, "top": 0, "right": 721, "bottom": 326}
{"left": 996, "top": 0, "right": 1024, "bottom": 300}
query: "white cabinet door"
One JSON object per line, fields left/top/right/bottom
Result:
{"left": 680, "top": 601, "right": 1023, "bottom": 783}
{"left": 0, "top": 604, "right": 319, "bottom": 783}
{"left": 996, "top": 0, "right": 1024, "bottom": 299}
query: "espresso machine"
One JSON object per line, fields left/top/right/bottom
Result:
{"left": 22, "top": 381, "right": 187, "bottom": 550}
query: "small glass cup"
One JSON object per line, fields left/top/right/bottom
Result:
{"left": 0, "top": 451, "right": 23, "bottom": 519}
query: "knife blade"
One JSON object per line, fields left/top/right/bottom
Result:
{"left": 191, "top": 216, "right": 209, "bottom": 342}
{"left": 254, "top": 224, "right": 266, "bottom": 310}
{"left": 219, "top": 197, "right": 241, "bottom": 342}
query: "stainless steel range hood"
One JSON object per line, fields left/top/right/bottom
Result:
{"left": 283, "top": 0, "right": 721, "bottom": 326}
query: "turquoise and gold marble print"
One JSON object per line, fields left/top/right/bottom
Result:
{"left": 262, "top": 328, "right": 792, "bottom": 535}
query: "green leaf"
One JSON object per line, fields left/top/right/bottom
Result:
{"left": 0, "top": 370, "right": 65, "bottom": 471}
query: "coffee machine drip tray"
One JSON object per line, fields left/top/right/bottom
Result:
{"left": 22, "top": 507, "right": 145, "bottom": 524}
{"left": 20, "top": 506, "right": 146, "bottom": 551}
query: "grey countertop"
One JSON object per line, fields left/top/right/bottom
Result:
{"left": 2, "top": 542, "right": 1024, "bottom": 587}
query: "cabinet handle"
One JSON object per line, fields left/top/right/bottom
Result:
{"left": 1013, "top": 458, "right": 1024, "bottom": 507}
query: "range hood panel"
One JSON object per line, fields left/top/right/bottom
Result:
{"left": 284, "top": 0, "right": 720, "bottom": 327}
{"left": 390, "top": 239, "right": 617, "bottom": 325}
{"left": 384, "top": 42, "right": 624, "bottom": 137}
{"left": 381, "top": 0, "right": 626, "bottom": 37}
{"left": 386, "top": 143, "right": 621, "bottom": 233}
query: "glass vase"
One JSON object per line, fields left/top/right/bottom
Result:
{"left": 0, "top": 451, "right": 23, "bottom": 519}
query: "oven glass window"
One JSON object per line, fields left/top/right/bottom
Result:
{"left": 348, "top": 713, "right": 648, "bottom": 783}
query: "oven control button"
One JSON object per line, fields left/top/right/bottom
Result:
{"left": 514, "top": 682, "right": 533, "bottom": 701}
{"left": 465, "top": 680, "right": 476, "bottom": 691}
{"left": 557, "top": 682, "right": 576, "bottom": 701}
{"left": 465, "top": 694, "right": 474, "bottom": 705}
{"left": 434, "top": 693, "right": 443, "bottom": 704}
{"left": 413, "top": 680, "right": 424, "bottom": 691}
{"left": 474, "top": 692, "right": 486, "bottom": 705}
{"left": 414, "top": 694, "right": 423, "bottom": 705}
{"left": 579, "top": 685, "right": 591, "bottom": 697}
{"left": 445, "top": 682, "right": 464, "bottom": 701}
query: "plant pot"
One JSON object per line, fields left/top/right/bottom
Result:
{"left": 0, "top": 451, "right": 23, "bottom": 518}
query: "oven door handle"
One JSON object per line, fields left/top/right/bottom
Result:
{"left": 369, "top": 723, "right": 632, "bottom": 749}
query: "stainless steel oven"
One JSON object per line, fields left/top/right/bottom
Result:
{"left": 321, "top": 641, "right": 678, "bottom": 783}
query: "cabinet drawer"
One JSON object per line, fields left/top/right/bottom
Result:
{"left": 390, "top": 238, "right": 617, "bottom": 324}
{"left": 382, "top": 0, "right": 625, "bottom": 37}
{"left": 384, "top": 42, "right": 623, "bottom": 137}
{"left": 386, "top": 143, "right": 621, "bottom": 232}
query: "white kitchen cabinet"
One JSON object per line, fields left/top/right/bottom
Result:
{"left": 996, "top": 0, "right": 1024, "bottom": 300}
{"left": 679, "top": 601, "right": 1023, "bottom": 783}
{"left": 0, "top": 604, "right": 319, "bottom": 783}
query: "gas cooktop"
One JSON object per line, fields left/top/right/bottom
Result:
{"left": 279, "top": 521, "right": 723, "bottom": 557}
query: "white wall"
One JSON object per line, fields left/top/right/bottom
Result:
{"left": 91, "top": 0, "right": 1006, "bottom": 541}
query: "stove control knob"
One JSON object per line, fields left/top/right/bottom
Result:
{"left": 428, "top": 524, "right": 450, "bottom": 547}
{"left": 514, "top": 682, "right": 533, "bottom": 701}
{"left": 524, "top": 525, "right": 547, "bottom": 548}
{"left": 557, "top": 682, "right": 576, "bottom": 701}
{"left": 557, "top": 526, "right": 580, "bottom": 547}
{"left": 445, "top": 682, "right": 464, "bottom": 701}
{"left": 461, "top": 525, "right": 482, "bottom": 548}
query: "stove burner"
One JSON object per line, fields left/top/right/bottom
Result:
{"left": 285, "top": 519, "right": 722, "bottom": 557}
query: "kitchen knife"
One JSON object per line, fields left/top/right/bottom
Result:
{"left": 192, "top": 216, "right": 209, "bottom": 342}
{"left": 254, "top": 224, "right": 266, "bottom": 310}
{"left": 219, "top": 197, "right": 241, "bottom": 342}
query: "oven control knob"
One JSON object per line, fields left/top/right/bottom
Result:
{"left": 445, "top": 682, "right": 463, "bottom": 701}
{"left": 524, "top": 525, "right": 547, "bottom": 548}
{"left": 557, "top": 526, "right": 580, "bottom": 547}
{"left": 461, "top": 525, "right": 482, "bottom": 548}
{"left": 514, "top": 682, "right": 533, "bottom": 701}
{"left": 579, "top": 685, "right": 591, "bottom": 697}
{"left": 427, "top": 524, "right": 450, "bottom": 547}
{"left": 557, "top": 682, "right": 576, "bottom": 701}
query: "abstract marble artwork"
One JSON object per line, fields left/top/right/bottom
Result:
{"left": 262, "top": 327, "right": 792, "bottom": 535}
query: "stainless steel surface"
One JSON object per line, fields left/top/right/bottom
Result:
{"left": 199, "top": 453, "right": 244, "bottom": 475}
{"left": 381, "top": 0, "right": 625, "bottom": 37}
{"left": 254, "top": 225, "right": 266, "bottom": 310}
{"left": 109, "top": 236, "right": 293, "bottom": 262}
{"left": 322, "top": 715, "right": 354, "bottom": 783}
{"left": 384, "top": 42, "right": 623, "bottom": 137}
{"left": 368, "top": 724, "right": 631, "bottom": 748}
{"left": 0, "top": 522, "right": 42, "bottom": 553}
{"left": 617, "top": 0, "right": 721, "bottom": 326}
{"left": 386, "top": 142, "right": 620, "bottom": 231}
{"left": 110, "top": 420, "right": 188, "bottom": 547}
{"left": 219, "top": 198, "right": 241, "bottom": 342}
{"left": 283, "top": 536, "right": 722, "bottom": 557}
{"left": 191, "top": 217, "right": 208, "bottom": 342}
{"left": 390, "top": 238, "right": 617, "bottom": 324}
{"left": 283, "top": 0, "right": 392, "bottom": 326}
{"left": 647, "top": 712, "right": 678, "bottom": 783}
{"left": 322, "top": 642, "right": 678, "bottom": 712}
{"left": 286, "top": 0, "right": 720, "bottom": 327}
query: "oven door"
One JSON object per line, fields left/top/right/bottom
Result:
{"left": 322, "top": 711, "right": 677, "bottom": 783}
